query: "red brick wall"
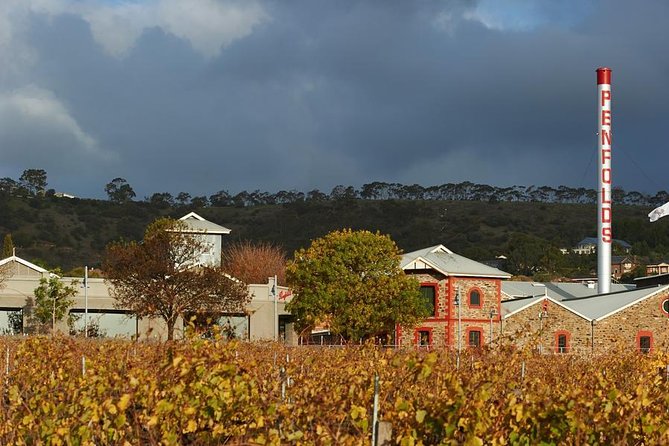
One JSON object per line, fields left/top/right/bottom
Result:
{"left": 399, "top": 272, "right": 503, "bottom": 348}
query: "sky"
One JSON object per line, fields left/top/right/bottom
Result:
{"left": 1, "top": 0, "right": 668, "bottom": 200}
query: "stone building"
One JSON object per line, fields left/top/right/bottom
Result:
{"left": 501, "top": 282, "right": 669, "bottom": 353}
{"left": 398, "top": 245, "right": 511, "bottom": 348}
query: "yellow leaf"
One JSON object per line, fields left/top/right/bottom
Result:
{"left": 184, "top": 419, "right": 197, "bottom": 433}
{"left": 118, "top": 394, "right": 131, "bottom": 411}
{"left": 415, "top": 410, "right": 427, "bottom": 423}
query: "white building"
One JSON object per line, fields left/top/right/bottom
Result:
{"left": 0, "top": 213, "right": 295, "bottom": 342}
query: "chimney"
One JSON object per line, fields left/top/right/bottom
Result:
{"left": 597, "top": 67, "right": 612, "bottom": 294}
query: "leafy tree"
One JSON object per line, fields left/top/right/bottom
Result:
{"left": 103, "top": 218, "right": 250, "bottom": 340}
{"left": 105, "top": 178, "right": 136, "bottom": 203}
{"left": 148, "top": 192, "right": 174, "bottom": 208}
{"left": 209, "top": 190, "right": 232, "bottom": 207}
{"left": 2, "top": 233, "right": 14, "bottom": 258}
{"left": 222, "top": 241, "right": 287, "bottom": 285}
{"left": 176, "top": 192, "right": 191, "bottom": 206}
{"left": 33, "top": 272, "right": 78, "bottom": 334}
{"left": 190, "top": 196, "right": 209, "bottom": 208}
{"left": 0, "top": 178, "right": 19, "bottom": 195}
{"left": 19, "top": 169, "right": 47, "bottom": 196}
{"left": 286, "top": 229, "right": 426, "bottom": 342}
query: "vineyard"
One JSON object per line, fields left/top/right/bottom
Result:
{"left": 1, "top": 337, "right": 669, "bottom": 445}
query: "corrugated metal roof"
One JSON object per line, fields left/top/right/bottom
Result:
{"left": 501, "top": 295, "right": 545, "bottom": 317}
{"left": 501, "top": 282, "right": 668, "bottom": 322}
{"left": 562, "top": 285, "right": 669, "bottom": 320}
{"left": 178, "top": 212, "right": 231, "bottom": 234}
{"left": 502, "top": 281, "right": 634, "bottom": 301}
{"left": 402, "top": 245, "right": 511, "bottom": 278}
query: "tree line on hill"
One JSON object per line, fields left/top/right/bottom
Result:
{"left": 1, "top": 169, "right": 669, "bottom": 282}
{"left": 2, "top": 170, "right": 668, "bottom": 208}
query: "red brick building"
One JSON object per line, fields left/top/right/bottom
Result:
{"left": 398, "top": 245, "right": 511, "bottom": 348}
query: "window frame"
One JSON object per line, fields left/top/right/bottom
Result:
{"left": 637, "top": 331, "right": 653, "bottom": 354}
{"left": 414, "top": 328, "right": 433, "bottom": 348}
{"left": 554, "top": 330, "right": 570, "bottom": 354}
{"left": 466, "top": 327, "right": 483, "bottom": 348}
{"left": 419, "top": 283, "right": 438, "bottom": 318}
{"left": 468, "top": 287, "right": 483, "bottom": 309}
{"left": 661, "top": 299, "right": 669, "bottom": 316}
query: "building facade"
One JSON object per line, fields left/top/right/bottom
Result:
{"left": 0, "top": 213, "right": 295, "bottom": 342}
{"left": 398, "top": 245, "right": 511, "bottom": 348}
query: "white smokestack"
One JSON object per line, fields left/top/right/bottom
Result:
{"left": 597, "top": 67, "right": 612, "bottom": 294}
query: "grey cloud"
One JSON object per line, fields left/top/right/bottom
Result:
{"left": 1, "top": 0, "right": 668, "bottom": 198}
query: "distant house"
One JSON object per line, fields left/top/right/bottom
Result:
{"left": 572, "top": 237, "right": 631, "bottom": 255}
{"left": 646, "top": 261, "right": 669, "bottom": 276}
{"left": 611, "top": 255, "right": 639, "bottom": 280}
{"left": 177, "top": 212, "right": 231, "bottom": 267}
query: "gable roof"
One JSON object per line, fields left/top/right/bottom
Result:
{"left": 501, "top": 294, "right": 591, "bottom": 321}
{"left": 502, "top": 281, "right": 634, "bottom": 301}
{"left": 178, "top": 212, "right": 231, "bottom": 235}
{"left": 402, "top": 245, "right": 511, "bottom": 279}
{"left": 0, "top": 255, "right": 53, "bottom": 276}
{"left": 577, "top": 237, "right": 631, "bottom": 248}
{"left": 502, "top": 281, "right": 668, "bottom": 322}
{"left": 561, "top": 285, "right": 669, "bottom": 321}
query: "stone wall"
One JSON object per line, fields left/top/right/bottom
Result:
{"left": 593, "top": 289, "right": 669, "bottom": 352}
{"left": 399, "top": 273, "right": 503, "bottom": 348}
{"left": 501, "top": 299, "right": 592, "bottom": 354}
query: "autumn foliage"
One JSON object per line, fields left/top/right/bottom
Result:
{"left": 1, "top": 337, "right": 669, "bottom": 445}
{"left": 222, "top": 241, "right": 287, "bottom": 285}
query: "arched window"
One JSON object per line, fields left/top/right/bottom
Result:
{"left": 468, "top": 289, "right": 482, "bottom": 308}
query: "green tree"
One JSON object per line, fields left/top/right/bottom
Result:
{"left": 19, "top": 168, "right": 48, "bottom": 196}
{"left": 2, "top": 233, "right": 14, "bottom": 258}
{"left": 286, "top": 229, "right": 427, "bottom": 342}
{"left": 105, "top": 177, "right": 136, "bottom": 203}
{"left": 33, "top": 272, "right": 78, "bottom": 334}
{"left": 103, "top": 218, "right": 250, "bottom": 340}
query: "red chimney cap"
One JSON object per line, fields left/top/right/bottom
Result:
{"left": 597, "top": 67, "right": 612, "bottom": 85}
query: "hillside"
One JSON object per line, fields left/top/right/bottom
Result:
{"left": 1, "top": 191, "right": 667, "bottom": 278}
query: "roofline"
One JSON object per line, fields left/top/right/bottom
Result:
{"left": 402, "top": 255, "right": 511, "bottom": 279}
{"left": 502, "top": 295, "right": 592, "bottom": 321}
{"left": 0, "top": 255, "right": 50, "bottom": 275}
{"left": 173, "top": 212, "right": 231, "bottom": 235}
{"left": 634, "top": 273, "right": 669, "bottom": 281}
{"left": 590, "top": 285, "right": 669, "bottom": 322}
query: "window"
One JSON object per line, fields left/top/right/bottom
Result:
{"left": 557, "top": 334, "right": 568, "bottom": 353}
{"left": 662, "top": 299, "right": 669, "bottom": 315}
{"left": 469, "top": 289, "right": 481, "bottom": 308}
{"left": 420, "top": 285, "right": 436, "bottom": 317}
{"left": 639, "top": 335, "right": 652, "bottom": 354}
{"left": 417, "top": 330, "right": 431, "bottom": 347}
{"left": 468, "top": 329, "right": 481, "bottom": 348}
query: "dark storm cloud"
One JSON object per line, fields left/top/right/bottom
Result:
{"left": 1, "top": 0, "right": 668, "bottom": 198}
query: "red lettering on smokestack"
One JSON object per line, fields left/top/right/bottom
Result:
{"left": 602, "top": 227, "right": 612, "bottom": 243}
{"left": 602, "top": 168, "right": 611, "bottom": 184}
{"left": 602, "top": 207, "right": 611, "bottom": 223}
{"left": 601, "top": 90, "right": 611, "bottom": 106}
{"left": 601, "top": 130, "right": 611, "bottom": 146}
{"left": 602, "top": 110, "right": 611, "bottom": 126}
{"left": 601, "top": 188, "right": 611, "bottom": 204}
